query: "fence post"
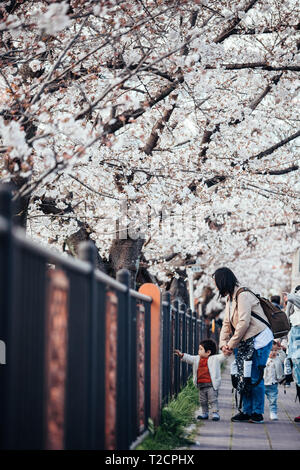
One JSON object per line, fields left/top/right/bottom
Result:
{"left": 192, "top": 310, "right": 197, "bottom": 354}
{"left": 116, "top": 269, "right": 131, "bottom": 449}
{"left": 0, "top": 186, "right": 12, "bottom": 359}
{"left": 78, "top": 241, "right": 98, "bottom": 449}
{"left": 170, "top": 305, "right": 175, "bottom": 398}
{"left": 162, "top": 291, "right": 171, "bottom": 405}
{"left": 195, "top": 313, "right": 201, "bottom": 353}
{"left": 0, "top": 186, "right": 13, "bottom": 449}
{"left": 181, "top": 303, "right": 187, "bottom": 386}
{"left": 45, "top": 269, "right": 69, "bottom": 450}
{"left": 139, "top": 283, "right": 162, "bottom": 426}
{"left": 173, "top": 299, "right": 180, "bottom": 396}
{"left": 200, "top": 316, "right": 205, "bottom": 342}
{"left": 187, "top": 308, "right": 193, "bottom": 376}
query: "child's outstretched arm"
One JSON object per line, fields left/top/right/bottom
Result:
{"left": 174, "top": 349, "right": 184, "bottom": 358}
{"left": 174, "top": 350, "right": 198, "bottom": 364}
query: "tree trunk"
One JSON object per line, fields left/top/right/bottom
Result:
{"left": 3, "top": 178, "right": 30, "bottom": 228}
{"left": 167, "top": 276, "right": 189, "bottom": 306}
{"left": 64, "top": 225, "right": 109, "bottom": 273}
{"left": 109, "top": 236, "right": 145, "bottom": 289}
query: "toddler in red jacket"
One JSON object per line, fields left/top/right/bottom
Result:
{"left": 175, "top": 339, "right": 226, "bottom": 421}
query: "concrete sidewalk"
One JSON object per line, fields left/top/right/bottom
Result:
{"left": 182, "top": 359, "right": 300, "bottom": 450}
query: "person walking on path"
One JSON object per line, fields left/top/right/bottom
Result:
{"left": 174, "top": 339, "right": 226, "bottom": 421}
{"left": 284, "top": 285, "right": 300, "bottom": 321}
{"left": 214, "top": 267, "right": 273, "bottom": 424}
{"left": 264, "top": 343, "right": 284, "bottom": 421}
{"left": 283, "top": 286, "right": 300, "bottom": 423}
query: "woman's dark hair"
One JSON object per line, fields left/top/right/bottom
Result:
{"left": 200, "top": 339, "right": 217, "bottom": 356}
{"left": 212, "top": 267, "right": 239, "bottom": 299}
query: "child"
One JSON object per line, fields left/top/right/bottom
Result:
{"left": 264, "top": 344, "right": 284, "bottom": 421}
{"left": 174, "top": 339, "right": 226, "bottom": 421}
{"left": 273, "top": 339, "right": 287, "bottom": 363}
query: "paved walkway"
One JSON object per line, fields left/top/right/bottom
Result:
{"left": 182, "top": 359, "right": 300, "bottom": 450}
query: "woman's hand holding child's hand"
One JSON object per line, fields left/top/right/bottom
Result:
{"left": 221, "top": 345, "right": 233, "bottom": 356}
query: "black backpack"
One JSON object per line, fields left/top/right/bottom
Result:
{"left": 236, "top": 287, "right": 290, "bottom": 338}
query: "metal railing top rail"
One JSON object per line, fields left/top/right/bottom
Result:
{"left": 170, "top": 304, "right": 178, "bottom": 312}
{"left": 162, "top": 301, "right": 195, "bottom": 312}
{"left": 13, "top": 224, "right": 91, "bottom": 271}
{"left": 169, "top": 303, "right": 197, "bottom": 311}
{"left": 6, "top": 222, "right": 152, "bottom": 301}
{"left": 168, "top": 303, "right": 198, "bottom": 317}
{"left": 129, "top": 288, "right": 152, "bottom": 303}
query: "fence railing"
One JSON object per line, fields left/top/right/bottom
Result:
{"left": 0, "top": 186, "right": 220, "bottom": 450}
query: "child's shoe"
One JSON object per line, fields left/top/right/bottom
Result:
{"left": 197, "top": 413, "right": 208, "bottom": 420}
{"left": 212, "top": 412, "right": 220, "bottom": 421}
{"left": 294, "top": 415, "right": 300, "bottom": 423}
{"left": 270, "top": 412, "right": 278, "bottom": 421}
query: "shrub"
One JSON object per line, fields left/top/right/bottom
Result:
{"left": 136, "top": 378, "right": 199, "bottom": 450}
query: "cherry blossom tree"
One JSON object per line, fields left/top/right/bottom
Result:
{"left": 0, "top": 0, "right": 299, "bottom": 297}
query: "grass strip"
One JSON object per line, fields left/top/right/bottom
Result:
{"left": 136, "top": 378, "right": 199, "bottom": 450}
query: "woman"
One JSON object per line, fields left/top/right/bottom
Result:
{"left": 214, "top": 267, "right": 273, "bottom": 423}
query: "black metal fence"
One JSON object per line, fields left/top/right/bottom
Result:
{"left": 0, "top": 186, "right": 220, "bottom": 450}
{"left": 161, "top": 293, "right": 220, "bottom": 406}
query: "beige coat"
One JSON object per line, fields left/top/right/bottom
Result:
{"left": 219, "top": 285, "right": 269, "bottom": 350}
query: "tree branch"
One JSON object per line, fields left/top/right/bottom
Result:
{"left": 203, "top": 163, "right": 299, "bottom": 190}
{"left": 232, "top": 220, "right": 300, "bottom": 234}
{"left": 228, "top": 23, "right": 300, "bottom": 36}
{"left": 214, "top": 0, "right": 259, "bottom": 43}
{"left": 255, "top": 165, "right": 299, "bottom": 175}
{"left": 141, "top": 95, "right": 178, "bottom": 155}
{"left": 101, "top": 75, "right": 184, "bottom": 134}
{"left": 205, "top": 63, "right": 300, "bottom": 72}
{"left": 247, "top": 129, "right": 300, "bottom": 162}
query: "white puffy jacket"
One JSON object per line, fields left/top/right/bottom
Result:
{"left": 181, "top": 353, "right": 226, "bottom": 391}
